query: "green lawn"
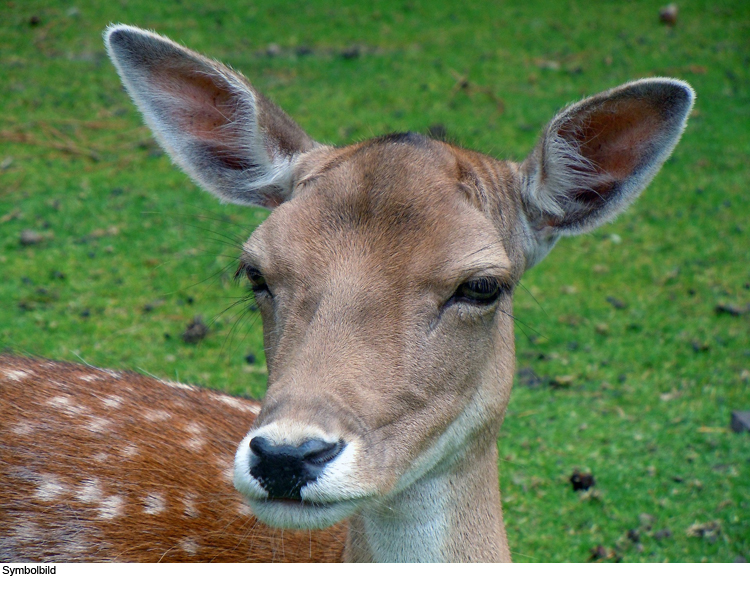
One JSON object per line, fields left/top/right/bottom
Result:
{"left": 1, "top": 0, "right": 748, "bottom": 562}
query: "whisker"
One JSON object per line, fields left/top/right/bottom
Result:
{"left": 516, "top": 280, "right": 548, "bottom": 317}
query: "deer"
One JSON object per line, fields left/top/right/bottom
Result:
{"left": 0, "top": 25, "right": 694, "bottom": 563}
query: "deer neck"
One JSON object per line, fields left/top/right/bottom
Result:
{"left": 343, "top": 439, "right": 510, "bottom": 563}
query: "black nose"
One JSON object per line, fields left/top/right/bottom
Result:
{"left": 248, "top": 436, "right": 345, "bottom": 500}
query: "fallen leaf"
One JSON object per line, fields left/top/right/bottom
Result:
{"left": 686, "top": 521, "right": 721, "bottom": 542}
{"left": 19, "top": 229, "right": 51, "bottom": 246}
{"left": 660, "top": 389, "right": 682, "bottom": 401}
{"left": 698, "top": 426, "right": 727, "bottom": 434}
{"left": 659, "top": 3, "right": 678, "bottom": 26}
{"left": 1, "top": 208, "right": 22, "bottom": 224}
{"left": 551, "top": 374, "right": 576, "bottom": 387}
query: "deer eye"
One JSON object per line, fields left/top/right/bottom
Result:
{"left": 236, "top": 264, "right": 271, "bottom": 296}
{"left": 452, "top": 277, "right": 503, "bottom": 306}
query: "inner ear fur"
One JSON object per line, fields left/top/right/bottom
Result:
{"left": 521, "top": 78, "right": 695, "bottom": 240}
{"left": 105, "top": 25, "right": 316, "bottom": 208}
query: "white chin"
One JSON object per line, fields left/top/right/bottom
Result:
{"left": 248, "top": 497, "right": 361, "bottom": 530}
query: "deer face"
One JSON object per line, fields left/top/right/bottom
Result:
{"left": 234, "top": 136, "right": 519, "bottom": 528}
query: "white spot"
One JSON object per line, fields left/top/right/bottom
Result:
{"left": 102, "top": 369, "right": 122, "bottom": 379}
{"left": 179, "top": 537, "right": 199, "bottom": 555}
{"left": 3, "top": 369, "right": 30, "bottom": 381}
{"left": 79, "top": 374, "right": 102, "bottom": 382}
{"left": 12, "top": 421, "right": 34, "bottom": 436}
{"left": 209, "top": 392, "right": 259, "bottom": 414}
{"left": 46, "top": 395, "right": 87, "bottom": 415}
{"left": 93, "top": 452, "right": 109, "bottom": 463}
{"left": 142, "top": 409, "right": 172, "bottom": 422}
{"left": 102, "top": 395, "right": 124, "bottom": 409}
{"left": 36, "top": 475, "right": 67, "bottom": 502}
{"left": 184, "top": 436, "right": 206, "bottom": 451}
{"left": 12, "top": 522, "right": 42, "bottom": 544}
{"left": 47, "top": 394, "right": 71, "bottom": 408}
{"left": 182, "top": 494, "right": 199, "bottom": 518}
{"left": 143, "top": 492, "right": 166, "bottom": 515}
{"left": 184, "top": 422, "right": 203, "bottom": 435}
{"left": 99, "top": 495, "right": 124, "bottom": 520}
{"left": 183, "top": 422, "right": 206, "bottom": 451}
{"left": 121, "top": 444, "right": 139, "bottom": 458}
{"left": 159, "top": 379, "right": 195, "bottom": 392}
{"left": 62, "top": 540, "right": 91, "bottom": 555}
{"left": 87, "top": 417, "right": 111, "bottom": 433}
{"left": 76, "top": 478, "right": 103, "bottom": 503}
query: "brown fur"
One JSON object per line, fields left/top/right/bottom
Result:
{"left": 0, "top": 355, "right": 345, "bottom": 562}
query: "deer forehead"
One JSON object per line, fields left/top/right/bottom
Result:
{"left": 245, "top": 137, "right": 515, "bottom": 289}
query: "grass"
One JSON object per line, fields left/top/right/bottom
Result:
{"left": 1, "top": 0, "right": 748, "bottom": 562}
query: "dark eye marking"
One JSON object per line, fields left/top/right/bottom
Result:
{"left": 235, "top": 263, "right": 271, "bottom": 296}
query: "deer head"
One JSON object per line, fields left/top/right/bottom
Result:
{"left": 105, "top": 25, "right": 693, "bottom": 562}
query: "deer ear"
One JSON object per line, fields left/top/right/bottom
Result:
{"left": 519, "top": 78, "right": 694, "bottom": 268}
{"left": 104, "top": 25, "right": 317, "bottom": 208}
